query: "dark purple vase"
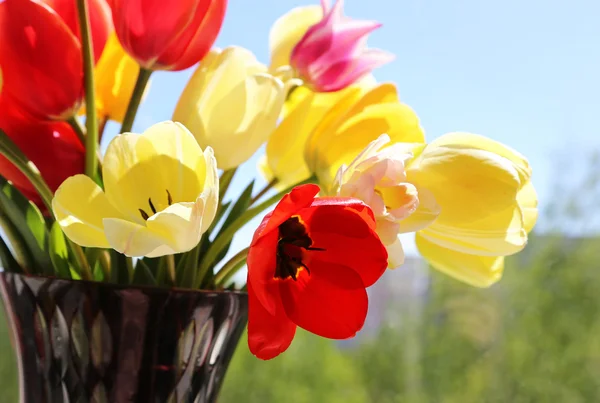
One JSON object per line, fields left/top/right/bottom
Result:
{"left": 0, "top": 273, "right": 248, "bottom": 403}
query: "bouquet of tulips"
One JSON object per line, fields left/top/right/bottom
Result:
{"left": 0, "top": 0, "right": 537, "bottom": 360}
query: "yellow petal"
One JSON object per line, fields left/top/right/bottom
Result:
{"left": 386, "top": 236, "right": 405, "bottom": 269}
{"left": 428, "top": 132, "right": 532, "bottom": 183}
{"left": 396, "top": 186, "right": 441, "bottom": 233}
{"left": 418, "top": 203, "right": 527, "bottom": 256}
{"left": 407, "top": 145, "right": 521, "bottom": 226}
{"left": 94, "top": 33, "right": 146, "bottom": 123}
{"left": 269, "top": 5, "right": 323, "bottom": 71}
{"left": 146, "top": 200, "right": 205, "bottom": 255}
{"left": 174, "top": 47, "right": 283, "bottom": 170}
{"left": 416, "top": 234, "right": 504, "bottom": 288}
{"left": 518, "top": 180, "right": 538, "bottom": 233}
{"left": 52, "top": 174, "right": 123, "bottom": 248}
{"left": 198, "top": 147, "right": 219, "bottom": 233}
{"left": 103, "top": 217, "right": 175, "bottom": 258}
{"left": 315, "top": 102, "right": 425, "bottom": 185}
{"left": 103, "top": 121, "right": 207, "bottom": 223}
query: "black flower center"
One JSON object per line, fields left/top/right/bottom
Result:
{"left": 275, "top": 215, "right": 324, "bottom": 281}
{"left": 139, "top": 189, "right": 173, "bottom": 220}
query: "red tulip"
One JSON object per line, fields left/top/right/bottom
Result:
{"left": 0, "top": 96, "right": 85, "bottom": 209}
{"left": 41, "top": 0, "right": 113, "bottom": 63}
{"left": 109, "top": 0, "right": 227, "bottom": 71}
{"left": 0, "top": 0, "right": 112, "bottom": 120}
{"left": 247, "top": 184, "right": 388, "bottom": 360}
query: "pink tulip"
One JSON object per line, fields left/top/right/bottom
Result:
{"left": 290, "top": 0, "right": 393, "bottom": 92}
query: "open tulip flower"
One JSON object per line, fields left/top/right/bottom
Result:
{"left": 247, "top": 184, "right": 388, "bottom": 360}
{"left": 109, "top": 0, "right": 227, "bottom": 71}
{"left": 52, "top": 122, "right": 218, "bottom": 257}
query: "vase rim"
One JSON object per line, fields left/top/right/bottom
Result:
{"left": 0, "top": 271, "right": 248, "bottom": 296}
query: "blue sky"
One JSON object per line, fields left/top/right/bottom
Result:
{"left": 102, "top": 0, "right": 600, "bottom": 261}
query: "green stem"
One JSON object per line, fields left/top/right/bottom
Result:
{"left": 120, "top": 68, "right": 152, "bottom": 133}
{"left": 197, "top": 175, "right": 317, "bottom": 278}
{"left": 126, "top": 256, "right": 134, "bottom": 282}
{"left": 250, "top": 178, "right": 278, "bottom": 205}
{"left": 76, "top": 0, "right": 98, "bottom": 179}
{"left": 70, "top": 240, "right": 93, "bottom": 281}
{"left": 67, "top": 116, "right": 86, "bottom": 145}
{"left": 214, "top": 247, "right": 248, "bottom": 286}
{"left": 166, "top": 254, "right": 176, "bottom": 285}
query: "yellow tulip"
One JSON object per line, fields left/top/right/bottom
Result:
{"left": 93, "top": 33, "right": 145, "bottom": 123}
{"left": 173, "top": 47, "right": 287, "bottom": 171}
{"left": 52, "top": 121, "right": 219, "bottom": 257}
{"left": 269, "top": 4, "right": 322, "bottom": 72}
{"left": 261, "top": 76, "right": 375, "bottom": 190}
{"left": 407, "top": 132, "right": 538, "bottom": 287}
{"left": 305, "top": 83, "right": 426, "bottom": 188}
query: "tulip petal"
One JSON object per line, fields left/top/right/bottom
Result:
{"left": 316, "top": 102, "right": 425, "bottom": 185}
{"left": 396, "top": 186, "right": 440, "bottom": 233}
{"left": 280, "top": 262, "right": 368, "bottom": 339}
{"left": 145, "top": 200, "right": 205, "bottom": 255}
{"left": 269, "top": 5, "right": 323, "bottom": 70}
{"left": 248, "top": 282, "right": 296, "bottom": 360}
{"left": 0, "top": 0, "right": 82, "bottom": 119}
{"left": 103, "top": 121, "right": 208, "bottom": 223}
{"left": 52, "top": 175, "right": 123, "bottom": 248}
{"left": 518, "top": 181, "right": 538, "bottom": 233}
{"left": 418, "top": 204, "right": 527, "bottom": 256}
{"left": 102, "top": 217, "right": 175, "bottom": 257}
{"left": 407, "top": 145, "right": 521, "bottom": 225}
{"left": 416, "top": 234, "right": 504, "bottom": 288}
{"left": 93, "top": 33, "right": 143, "bottom": 123}
{"left": 428, "top": 132, "right": 532, "bottom": 183}
{"left": 386, "top": 236, "right": 405, "bottom": 268}
{"left": 304, "top": 203, "right": 388, "bottom": 288}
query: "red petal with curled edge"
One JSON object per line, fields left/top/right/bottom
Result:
{"left": 302, "top": 201, "right": 388, "bottom": 288}
{"left": 247, "top": 281, "right": 296, "bottom": 360}
{"left": 279, "top": 261, "right": 368, "bottom": 339}
{"left": 0, "top": 0, "right": 83, "bottom": 120}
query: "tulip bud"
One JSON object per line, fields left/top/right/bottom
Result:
{"left": 407, "top": 132, "right": 538, "bottom": 287}
{"left": 173, "top": 47, "right": 287, "bottom": 170}
{"left": 109, "top": 0, "right": 227, "bottom": 71}
{"left": 289, "top": 0, "right": 394, "bottom": 92}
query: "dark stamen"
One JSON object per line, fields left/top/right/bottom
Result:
{"left": 148, "top": 198, "right": 157, "bottom": 214}
{"left": 166, "top": 189, "right": 173, "bottom": 206}
{"left": 307, "top": 247, "right": 325, "bottom": 251}
{"left": 139, "top": 209, "right": 150, "bottom": 220}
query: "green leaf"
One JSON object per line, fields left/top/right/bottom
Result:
{"left": 0, "top": 233, "right": 23, "bottom": 274}
{"left": 109, "top": 250, "right": 131, "bottom": 284}
{"left": 133, "top": 259, "right": 157, "bottom": 286}
{"left": 212, "top": 180, "right": 255, "bottom": 268}
{"left": 0, "top": 208, "right": 33, "bottom": 273}
{"left": 0, "top": 178, "right": 51, "bottom": 274}
{"left": 48, "top": 222, "right": 72, "bottom": 279}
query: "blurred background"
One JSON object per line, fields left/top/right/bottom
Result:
{"left": 2, "top": 0, "right": 600, "bottom": 401}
